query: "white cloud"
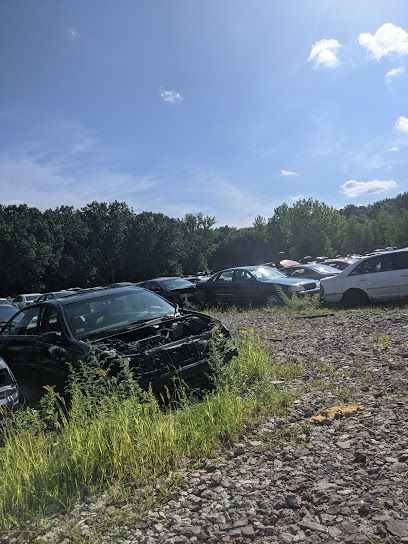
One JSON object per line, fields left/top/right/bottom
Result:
{"left": 308, "top": 38, "right": 341, "bottom": 69}
{"left": 160, "top": 89, "right": 183, "bottom": 105}
{"left": 65, "top": 27, "right": 79, "bottom": 41}
{"left": 385, "top": 66, "right": 406, "bottom": 82}
{"left": 388, "top": 146, "right": 399, "bottom": 152}
{"left": 395, "top": 116, "right": 408, "bottom": 134}
{"left": 340, "top": 179, "right": 397, "bottom": 198}
{"left": 359, "top": 23, "right": 408, "bottom": 60}
{"left": 290, "top": 194, "right": 304, "bottom": 202}
{"left": 281, "top": 169, "right": 298, "bottom": 177}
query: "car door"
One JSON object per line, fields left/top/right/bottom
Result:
{"left": 36, "top": 305, "right": 71, "bottom": 395}
{"left": 209, "top": 270, "right": 236, "bottom": 302}
{"left": 393, "top": 251, "right": 408, "bottom": 299}
{"left": 348, "top": 254, "right": 398, "bottom": 301}
{"left": 232, "top": 270, "right": 258, "bottom": 304}
{"left": 0, "top": 305, "right": 44, "bottom": 405}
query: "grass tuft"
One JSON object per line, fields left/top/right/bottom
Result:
{"left": 0, "top": 335, "right": 293, "bottom": 530}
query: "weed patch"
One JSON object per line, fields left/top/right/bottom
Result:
{"left": 0, "top": 336, "right": 292, "bottom": 530}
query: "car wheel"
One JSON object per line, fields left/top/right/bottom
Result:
{"left": 265, "top": 293, "right": 282, "bottom": 307}
{"left": 341, "top": 289, "right": 369, "bottom": 308}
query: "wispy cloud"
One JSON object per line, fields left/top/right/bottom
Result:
{"left": 385, "top": 66, "right": 406, "bottom": 83}
{"left": 65, "top": 27, "right": 79, "bottom": 41}
{"left": 160, "top": 89, "right": 183, "bottom": 105}
{"left": 395, "top": 116, "right": 408, "bottom": 134}
{"left": 281, "top": 169, "right": 299, "bottom": 177}
{"left": 308, "top": 38, "right": 341, "bottom": 69}
{"left": 359, "top": 23, "right": 408, "bottom": 60}
{"left": 290, "top": 194, "right": 304, "bottom": 202}
{"left": 388, "top": 146, "right": 399, "bottom": 152}
{"left": 340, "top": 179, "right": 397, "bottom": 198}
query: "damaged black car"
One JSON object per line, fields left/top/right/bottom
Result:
{"left": 0, "top": 287, "right": 236, "bottom": 406}
{"left": 0, "top": 357, "right": 19, "bottom": 413}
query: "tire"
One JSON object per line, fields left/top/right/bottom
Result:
{"left": 341, "top": 289, "right": 369, "bottom": 308}
{"left": 265, "top": 293, "right": 282, "bottom": 307}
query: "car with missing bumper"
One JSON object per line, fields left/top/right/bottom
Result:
{"left": 195, "top": 266, "right": 320, "bottom": 306}
{"left": 0, "top": 287, "right": 236, "bottom": 406}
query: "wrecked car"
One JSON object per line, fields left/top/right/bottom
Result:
{"left": 0, "top": 287, "right": 236, "bottom": 406}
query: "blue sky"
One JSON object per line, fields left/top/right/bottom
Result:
{"left": 0, "top": 0, "right": 407, "bottom": 226}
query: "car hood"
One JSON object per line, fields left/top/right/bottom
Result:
{"left": 260, "top": 277, "right": 317, "bottom": 287}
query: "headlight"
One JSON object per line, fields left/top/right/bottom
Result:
{"left": 291, "top": 284, "right": 305, "bottom": 292}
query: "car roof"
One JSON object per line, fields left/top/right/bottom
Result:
{"left": 359, "top": 248, "right": 407, "bottom": 261}
{"left": 53, "top": 286, "right": 144, "bottom": 306}
{"left": 148, "top": 277, "right": 189, "bottom": 281}
{"left": 216, "top": 266, "right": 277, "bottom": 272}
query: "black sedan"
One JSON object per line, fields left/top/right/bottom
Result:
{"left": 136, "top": 277, "right": 197, "bottom": 305}
{"left": 0, "top": 287, "right": 235, "bottom": 406}
{"left": 195, "top": 266, "right": 319, "bottom": 306}
{"left": 281, "top": 263, "right": 340, "bottom": 281}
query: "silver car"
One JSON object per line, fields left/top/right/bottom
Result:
{"left": 12, "top": 294, "right": 42, "bottom": 309}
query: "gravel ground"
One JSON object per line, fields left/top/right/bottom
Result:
{"left": 4, "top": 307, "right": 408, "bottom": 543}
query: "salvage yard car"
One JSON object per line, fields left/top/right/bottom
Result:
{"left": 195, "top": 266, "right": 319, "bottom": 306}
{"left": 13, "top": 293, "right": 42, "bottom": 309}
{"left": 0, "top": 287, "right": 236, "bottom": 406}
{"left": 136, "top": 277, "right": 198, "bottom": 305}
{"left": 320, "top": 249, "right": 408, "bottom": 307}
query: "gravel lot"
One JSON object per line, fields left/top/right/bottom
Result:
{"left": 5, "top": 306, "right": 408, "bottom": 543}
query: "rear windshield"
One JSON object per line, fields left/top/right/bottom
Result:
{"left": 312, "top": 265, "right": 339, "bottom": 273}
{"left": 64, "top": 289, "right": 176, "bottom": 338}
{"left": 249, "top": 267, "right": 286, "bottom": 280}
{"left": 160, "top": 278, "right": 194, "bottom": 289}
{"left": 26, "top": 294, "right": 41, "bottom": 301}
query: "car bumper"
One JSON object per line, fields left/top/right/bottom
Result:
{"left": 324, "top": 293, "right": 343, "bottom": 303}
{"left": 298, "top": 287, "right": 320, "bottom": 297}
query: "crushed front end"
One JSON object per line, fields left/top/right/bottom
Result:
{"left": 89, "top": 311, "right": 237, "bottom": 389}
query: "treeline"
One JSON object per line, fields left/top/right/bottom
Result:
{"left": 1, "top": 194, "right": 408, "bottom": 296}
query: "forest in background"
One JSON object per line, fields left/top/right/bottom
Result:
{"left": 1, "top": 192, "right": 408, "bottom": 296}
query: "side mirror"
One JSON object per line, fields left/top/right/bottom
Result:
{"left": 39, "top": 331, "right": 62, "bottom": 344}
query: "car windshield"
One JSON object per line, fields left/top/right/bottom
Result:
{"left": 249, "top": 267, "right": 285, "bottom": 280}
{"left": 26, "top": 294, "right": 41, "bottom": 301}
{"left": 312, "top": 265, "right": 339, "bottom": 273}
{"left": 160, "top": 278, "right": 194, "bottom": 289}
{"left": 0, "top": 306, "right": 18, "bottom": 322}
{"left": 64, "top": 289, "right": 177, "bottom": 338}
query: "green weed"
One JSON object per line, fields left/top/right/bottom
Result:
{"left": 0, "top": 335, "right": 292, "bottom": 530}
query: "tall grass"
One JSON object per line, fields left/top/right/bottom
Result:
{"left": 0, "top": 335, "right": 295, "bottom": 529}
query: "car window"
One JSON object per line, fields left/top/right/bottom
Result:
{"left": 290, "top": 268, "right": 306, "bottom": 277}
{"left": 394, "top": 252, "right": 408, "bottom": 270}
{"left": 351, "top": 255, "right": 395, "bottom": 275}
{"left": 233, "top": 270, "right": 253, "bottom": 282}
{"left": 6, "top": 306, "right": 42, "bottom": 335}
{"left": 215, "top": 270, "right": 234, "bottom": 283}
{"left": 40, "top": 306, "right": 63, "bottom": 335}
{"left": 14, "top": 296, "right": 22, "bottom": 303}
